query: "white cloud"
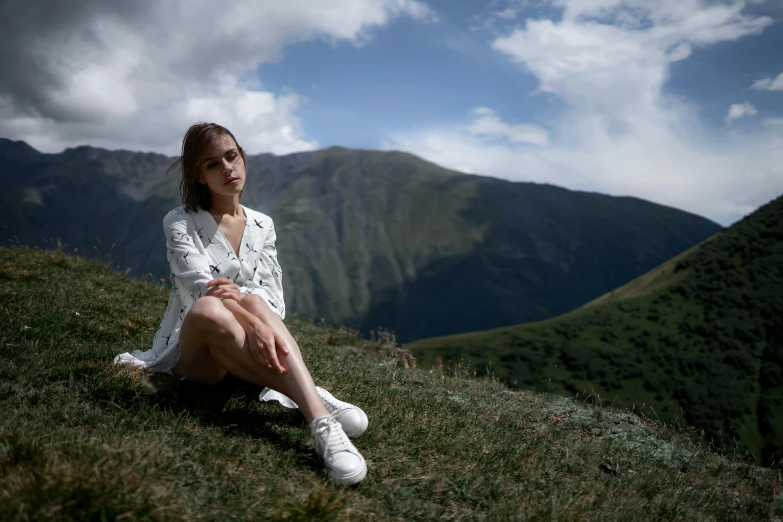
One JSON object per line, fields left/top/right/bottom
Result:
{"left": 496, "top": 8, "right": 520, "bottom": 19}
{"left": 764, "top": 118, "right": 783, "bottom": 126}
{"left": 751, "top": 72, "right": 783, "bottom": 91}
{"left": 385, "top": 0, "right": 781, "bottom": 225}
{"left": 383, "top": 116, "right": 563, "bottom": 182}
{"left": 726, "top": 102, "right": 758, "bottom": 125}
{"left": 464, "top": 107, "right": 549, "bottom": 145}
{"left": 470, "top": 0, "right": 553, "bottom": 32}
{"left": 0, "top": 0, "right": 434, "bottom": 156}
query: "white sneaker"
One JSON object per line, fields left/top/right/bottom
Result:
{"left": 315, "top": 387, "right": 369, "bottom": 438}
{"left": 259, "top": 386, "right": 369, "bottom": 438}
{"left": 311, "top": 413, "right": 367, "bottom": 485}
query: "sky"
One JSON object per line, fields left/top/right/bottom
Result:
{"left": 1, "top": 0, "right": 781, "bottom": 225}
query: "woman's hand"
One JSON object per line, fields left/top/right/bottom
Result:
{"left": 205, "top": 278, "right": 242, "bottom": 302}
{"left": 245, "top": 317, "right": 290, "bottom": 374}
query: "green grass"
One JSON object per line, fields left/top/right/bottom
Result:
{"left": 407, "top": 289, "right": 773, "bottom": 464}
{"left": 407, "top": 291, "right": 699, "bottom": 419}
{"left": 1, "top": 246, "right": 782, "bottom": 521}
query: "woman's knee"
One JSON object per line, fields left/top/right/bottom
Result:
{"left": 240, "top": 294, "right": 276, "bottom": 320}
{"left": 187, "top": 296, "right": 238, "bottom": 336}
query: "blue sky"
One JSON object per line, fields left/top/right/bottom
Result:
{"left": 259, "top": 4, "right": 783, "bottom": 149}
{"left": 255, "top": 5, "right": 548, "bottom": 149}
{"left": 666, "top": 16, "right": 783, "bottom": 128}
{"left": 1, "top": 0, "right": 782, "bottom": 225}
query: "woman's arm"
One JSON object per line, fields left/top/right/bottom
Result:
{"left": 239, "top": 217, "right": 286, "bottom": 319}
{"left": 200, "top": 277, "right": 289, "bottom": 373}
{"left": 164, "top": 210, "right": 213, "bottom": 307}
{"left": 221, "top": 297, "right": 289, "bottom": 373}
{"left": 221, "top": 297, "right": 261, "bottom": 331}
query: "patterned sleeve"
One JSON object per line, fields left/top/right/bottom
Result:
{"left": 240, "top": 217, "right": 285, "bottom": 319}
{"left": 163, "top": 210, "right": 213, "bottom": 311}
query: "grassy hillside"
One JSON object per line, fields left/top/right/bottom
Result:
{"left": 1, "top": 246, "right": 781, "bottom": 520}
{"left": 407, "top": 194, "right": 783, "bottom": 466}
{"left": 1, "top": 138, "right": 721, "bottom": 343}
{"left": 577, "top": 238, "right": 715, "bottom": 310}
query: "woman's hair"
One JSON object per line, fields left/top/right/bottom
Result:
{"left": 166, "top": 122, "right": 246, "bottom": 212}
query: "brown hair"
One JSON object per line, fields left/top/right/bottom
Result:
{"left": 166, "top": 122, "right": 246, "bottom": 212}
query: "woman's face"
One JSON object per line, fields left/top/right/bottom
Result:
{"left": 198, "top": 134, "right": 246, "bottom": 198}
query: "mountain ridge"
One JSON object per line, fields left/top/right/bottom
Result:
{"left": 3, "top": 137, "right": 722, "bottom": 341}
{"left": 2, "top": 136, "right": 727, "bottom": 221}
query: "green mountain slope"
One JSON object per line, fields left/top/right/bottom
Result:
{"left": 1, "top": 246, "right": 780, "bottom": 520}
{"left": 578, "top": 238, "right": 715, "bottom": 309}
{"left": 406, "top": 194, "right": 783, "bottom": 465}
{"left": 1, "top": 138, "right": 721, "bottom": 342}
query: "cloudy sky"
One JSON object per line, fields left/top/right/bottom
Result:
{"left": 1, "top": 0, "right": 781, "bottom": 225}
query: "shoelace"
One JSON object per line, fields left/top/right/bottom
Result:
{"left": 317, "top": 388, "right": 347, "bottom": 415}
{"left": 316, "top": 416, "right": 352, "bottom": 462}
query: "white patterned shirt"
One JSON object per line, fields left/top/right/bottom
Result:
{"left": 113, "top": 204, "right": 285, "bottom": 373}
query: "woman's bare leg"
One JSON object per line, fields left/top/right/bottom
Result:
{"left": 237, "top": 294, "right": 327, "bottom": 419}
{"left": 172, "top": 296, "right": 328, "bottom": 423}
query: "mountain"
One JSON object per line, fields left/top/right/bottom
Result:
{"left": 406, "top": 194, "right": 783, "bottom": 465}
{"left": 1, "top": 245, "right": 779, "bottom": 520}
{"left": 2, "top": 137, "right": 721, "bottom": 341}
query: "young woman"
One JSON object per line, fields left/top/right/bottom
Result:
{"left": 114, "top": 122, "right": 368, "bottom": 485}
